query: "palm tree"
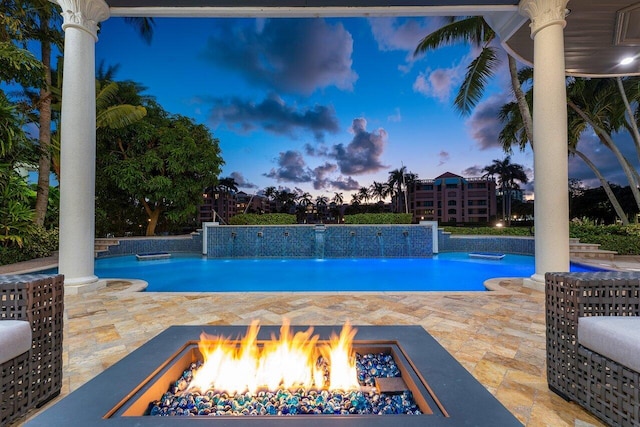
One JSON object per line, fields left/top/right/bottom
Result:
{"left": 49, "top": 74, "right": 147, "bottom": 178}
{"left": 414, "top": 17, "right": 533, "bottom": 144}
{"left": 482, "top": 157, "right": 528, "bottom": 224}
{"left": 566, "top": 78, "right": 640, "bottom": 213}
{"left": 498, "top": 89, "right": 630, "bottom": 224}
{"left": 217, "top": 177, "right": 238, "bottom": 194}
{"left": 332, "top": 192, "right": 344, "bottom": 205}
{"left": 358, "top": 187, "right": 371, "bottom": 204}
{"left": 19, "top": 0, "right": 155, "bottom": 225}
{"left": 370, "top": 181, "right": 390, "bottom": 203}
{"left": 387, "top": 167, "right": 407, "bottom": 213}
{"left": 350, "top": 193, "right": 360, "bottom": 206}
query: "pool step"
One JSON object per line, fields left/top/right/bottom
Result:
{"left": 95, "top": 238, "right": 120, "bottom": 258}
{"left": 570, "top": 241, "right": 617, "bottom": 261}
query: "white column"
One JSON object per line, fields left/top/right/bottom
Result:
{"left": 52, "top": 0, "right": 109, "bottom": 286}
{"left": 519, "top": 0, "right": 570, "bottom": 286}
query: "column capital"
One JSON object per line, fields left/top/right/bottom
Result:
{"left": 519, "top": 0, "right": 569, "bottom": 38}
{"left": 50, "top": 0, "right": 110, "bottom": 40}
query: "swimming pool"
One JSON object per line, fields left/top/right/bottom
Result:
{"left": 76, "top": 253, "right": 601, "bottom": 292}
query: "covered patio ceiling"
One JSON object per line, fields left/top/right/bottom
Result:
{"left": 102, "top": 0, "right": 640, "bottom": 78}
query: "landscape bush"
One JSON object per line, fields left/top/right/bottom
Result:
{"left": 229, "top": 213, "right": 296, "bottom": 225}
{"left": 442, "top": 226, "right": 533, "bottom": 236}
{"left": 0, "top": 226, "right": 59, "bottom": 265}
{"left": 343, "top": 213, "right": 413, "bottom": 224}
{"left": 569, "top": 223, "right": 640, "bottom": 255}
{"left": 443, "top": 223, "right": 640, "bottom": 255}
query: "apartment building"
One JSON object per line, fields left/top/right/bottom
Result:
{"left": 198, "top": 187, "right": 237, "bottom": 224}
{"left": 408, "top": 172, "right": 497, "bottom": 224}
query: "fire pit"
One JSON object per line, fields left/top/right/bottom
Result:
{"left": 25, "top": 325, "right": 521, "bottom": 426}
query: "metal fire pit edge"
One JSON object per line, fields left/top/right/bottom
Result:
{"left": 25, "top": 325, "right": 522, "bottom": 426}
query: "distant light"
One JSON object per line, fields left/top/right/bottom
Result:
{"left": 620, "top": 57, "right": 635, "bottom": 65}
{"left": 495, "top": 222, "right": 503, "bottom": 228}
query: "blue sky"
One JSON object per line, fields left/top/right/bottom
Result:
{"left": 89, "top": 16, "right": 636, "bottom": 199}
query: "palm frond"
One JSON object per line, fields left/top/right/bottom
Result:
{"left": 124, "top": 17, "right": 155, "bottom": 45}
{"left": 97, "top": 105, "right": 146, "bottom": 129}
{"left": 96, "top": 81, "right": 120, "bottom": 112}
{"left": 414, "top": 16, "right": 492, "bottom": 57}
{"left": 454, "top": 47, "right": 500, "bottom": 115}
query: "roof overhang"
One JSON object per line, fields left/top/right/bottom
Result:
{"left": 100, "top": 0, "right": 640, "bottom": 77}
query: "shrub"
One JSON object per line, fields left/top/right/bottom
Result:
{"left": 343, "top": 213, "right": 413, "bottom": 224}
{"left": 569, "top": 223, "right": 640, "bottom": 255}
{"left": 229, "top": 213, "right": 296, "bottom": 225}
{"left": 0, "top": 226, "right": 59, "bottom": 265}
{"left": 442, "top": 226, "right": 533, "bottom": 236}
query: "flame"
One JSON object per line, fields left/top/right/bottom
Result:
{"left": 187, "top": 320, "right": 360, "bottom": 394}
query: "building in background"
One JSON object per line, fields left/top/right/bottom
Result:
{"left": 408, "top": 172, "right": 497, "bottom": 224}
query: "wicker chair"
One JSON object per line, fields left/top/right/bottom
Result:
{"left": 546, "top": 271, "right": 640, "bottom": 427}
{"left": 0, "top": 274, "right": 64, "bottom": 426}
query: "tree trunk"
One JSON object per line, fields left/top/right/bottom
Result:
{"left": 508, "top": 55, "right": 534, "bottom": 150}
{"left": 140, "top": 198, "right": 160, "bottom": 236}
{"left": 617, "top": 77, "right": 640, "bottom": 163}
{"left": 33, "top": 40, "right": 52, "bottom": 227}
{"left": 568, "top": 100, "right": 640, "bottom": 212}
{"left": 570, "top": 147, "right": 629, "bottom": 225}
{"left": 146, "top": 209, "right": 160, "bottom": 236}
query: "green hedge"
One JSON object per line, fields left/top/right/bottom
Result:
{"left": 229, "top": 213, "right": 296, "bottom": 225}
{"left": 343, "top": 213, "right": 413, "bottom": 224}
{"left": 0, "top": 226, "right": 59, "bottom": 265}
{"left": 442, "top": 226, "right": 533, "bottom": 236}
{"left": 442, "top": 224, "right": 640, "bottom": 255}
{"left": 569, "top": 224, "right": 640, "bottom": 255}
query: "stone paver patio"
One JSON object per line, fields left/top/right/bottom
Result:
{"left": 9, "top": 276, "right": 608, "bottom": 426}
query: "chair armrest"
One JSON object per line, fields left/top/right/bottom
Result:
{"left": 0, "top": 274, "right": 64, "bottom": 406}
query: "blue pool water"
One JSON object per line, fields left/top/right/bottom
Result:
{"left": 61, "top": 253, "right": 601, "bottom": 292}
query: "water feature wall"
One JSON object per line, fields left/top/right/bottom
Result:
{"left": 203, "top": 224, "right": 433, "bottom": 258}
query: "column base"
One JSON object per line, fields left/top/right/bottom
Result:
{"left": 64, "top": 274, "right": 99, "bottom": 286}
{"left": 523, "top": 274, "right": 545, "bottom": 292}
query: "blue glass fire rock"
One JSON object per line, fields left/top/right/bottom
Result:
{"left": 147, "top": 353, "right": 420, "bottom": 416}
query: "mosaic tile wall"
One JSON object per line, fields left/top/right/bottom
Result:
{"left": 438, "top": 231, "right": 535, "bottom": 255}
{"left": 96, "top": 234, "right": 202, "bottom": 258}
{"left": 206, "top": 225, "right": 433, "bottom": 258}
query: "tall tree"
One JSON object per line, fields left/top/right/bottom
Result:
{"left": 17, "top": 0, "right": 156, "bottom": 226}
{"left": 482, "top": 156, "right": 528, "bottom": 224}
{"left": 370, "top": 181, "right": 390, "bottom": 203}
{"left": 414, "top": 17, "right": 533, "bottom": 145}
{"left": 98, "top": 100, "right": 222, "bottom": 235}
{"left": 566, "top": 78, "right": 640, "bottom": 213}
{"left": 387, "top": 167, "right": 407, "bottom": 213}
{"left": 499, "top": 85, "right": 630, "bottom": 225}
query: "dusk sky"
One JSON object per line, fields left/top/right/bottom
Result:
{"left": 89, "top": 16, "right": 637, "bottom": 199}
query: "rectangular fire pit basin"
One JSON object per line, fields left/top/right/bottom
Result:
{"left": 25, "top": 325, "right": 522, "bottom": 426}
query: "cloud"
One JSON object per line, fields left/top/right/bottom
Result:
{"left": 368, "top": 17, "right": 439, "bottom": 71}
{"left": 304, "top": 142, "right": 329, "bottom": 157}
{"left": 264, "top": 150, "right": 314, "bottom": 183}
{"left": 262, "top": 150, "right": 361, "bottom": 192}
{"left": 329, "top": 118, "right": 389, "bottom": 175}
{"left": 413, "top": 65, "right": 465, "bottom": 103}
{"left": 229, "top": 172, "right": 258, "bottom": 189}
{"left": 312, "top": 162, "right": 338, "bottom": 190}
{"left": 437, "top": 151, "right": 450, "bottom": 166}
{"left": 465, "top": 93, "right": 511, "bottom": 150}
{"left": 387, "top": 108, "right": 402, "bottom": 123}
{"left": 330, "top": 176, "right": 360, "bottom": 191}
{"left": 207, "top": 93, "right": 339, "bottom": 141}
{"left": 462, "top": 165, "right": 485, "bottom": 176}
{"left": 202, "top": 19, "right": 357, "bottom": 95}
